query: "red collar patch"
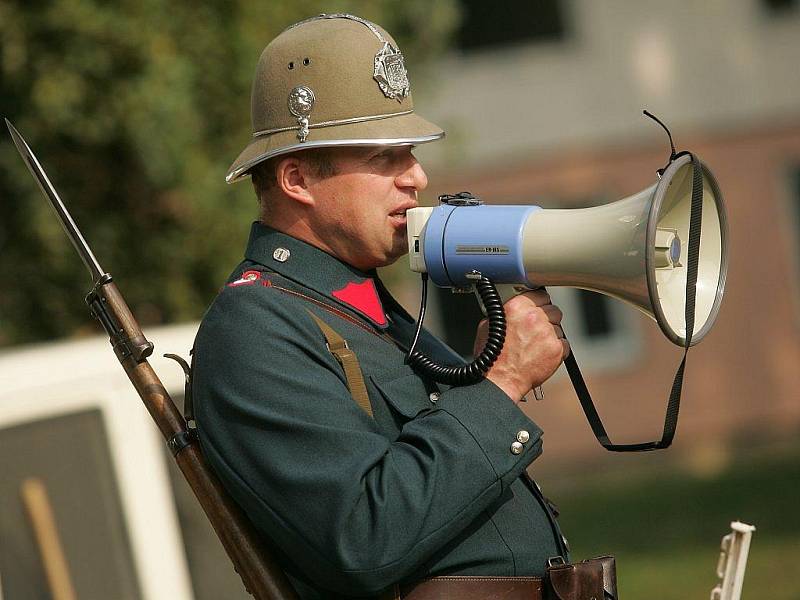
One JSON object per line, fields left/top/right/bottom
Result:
{"left": 331, "top": 279, "right": 387, "bottom": 327}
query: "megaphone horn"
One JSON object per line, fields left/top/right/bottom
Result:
{"left": 407, "top": 152, "right": 728, "bottom": 348}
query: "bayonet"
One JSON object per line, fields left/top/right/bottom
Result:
{"left": 5, "top": 119, "right": 106, "bottom": 284}
{"left": 6, "top": 118, "right": 152, "bottom": 363}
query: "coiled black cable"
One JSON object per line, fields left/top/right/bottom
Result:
{"left": 407, "top": 274, "right": 506, "bottom": 385}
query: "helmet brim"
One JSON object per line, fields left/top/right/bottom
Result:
{"left": 225, "top": 111, "right": 444, "bottom": 184}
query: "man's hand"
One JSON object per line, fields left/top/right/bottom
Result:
{"left": 474, "top": 290, "right": 569, "bottom": 403}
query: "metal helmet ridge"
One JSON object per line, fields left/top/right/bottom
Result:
{"left": 226, "top": 13, "right": 445, "bottom": 184}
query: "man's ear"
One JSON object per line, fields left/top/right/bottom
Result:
{"left": 276, "top": 155, "right": 316, "bottom": 206}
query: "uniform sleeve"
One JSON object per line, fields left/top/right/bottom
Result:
{"left": 193, "top": 285, "right": 543, "bottom": 595}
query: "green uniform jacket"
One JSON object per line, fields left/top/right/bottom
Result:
{"left": 194, "top": 223, "right": 568, "bottom": 598}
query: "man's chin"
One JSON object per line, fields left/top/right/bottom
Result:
{"left": 390, "top": 244, "right": 410, "bottom": 264}
{"left": 374, "top": 247, "right": 408, "bottom": 270}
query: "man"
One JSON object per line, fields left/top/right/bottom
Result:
{"left": 194, "top": 14, "right": 571, "bottom": 599}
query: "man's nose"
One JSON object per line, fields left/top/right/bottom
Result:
{"left": 396, "top": 154, "right": 428, "bottom": 191}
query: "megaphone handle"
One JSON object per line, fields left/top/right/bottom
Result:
{"left": 529, "top": 285, "right": 547, "bottom": 402}
{"left": 494, "top": 284, "right": 546, "bottom": 402}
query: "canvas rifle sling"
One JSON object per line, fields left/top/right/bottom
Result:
{"left": 306, "top": 310, "right": 374, "bottom": 418}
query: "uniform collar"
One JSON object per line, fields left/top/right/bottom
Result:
{"left": 244, "top": 222, "right": 389, "bottom": 329}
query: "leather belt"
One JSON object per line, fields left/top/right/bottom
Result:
{"left": 393, "top": 556, "right": 615, "bottom": 600}
{"left": 400, "top": 575, "right": 544, "bottom": 599}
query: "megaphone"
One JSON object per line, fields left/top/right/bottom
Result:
{"left": 407, "top": 153, "right": 728, "bottom": 348}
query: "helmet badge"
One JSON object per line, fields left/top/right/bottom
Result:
{"left": 374, "top": 42, "right": 410, "bottom": 101}
{"left": 288, "top": 85, "right": 316, "bottom": 142}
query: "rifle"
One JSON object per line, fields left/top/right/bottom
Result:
{"left": 6, "top": 119, "right": 300, "bottom": 600}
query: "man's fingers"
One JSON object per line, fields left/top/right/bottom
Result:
{"left": 514, "top": 289, "right": 551, "bottom": 307}
{"left": 473, "top": 318, "right": 490, "bottom": 356}
{"left": 540, "top": 304, "right": 563, "bottom": 324}
{"left": 561, "top": 339, "right": 571, "bottom": 358}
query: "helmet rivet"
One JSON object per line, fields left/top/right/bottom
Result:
{"left": 303, "top": 57, "right": 311, "bottom": 66}
{"left": 287, "top": 61, "right": 294, "bottom": 70}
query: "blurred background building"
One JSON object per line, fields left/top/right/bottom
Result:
{"left": 412, "top": 0, "right": 800, "bottom": 470}
{"left": 1, "top": 1, "right": 798, "bottom": 598}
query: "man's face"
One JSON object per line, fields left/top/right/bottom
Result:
{"left": 305, "top": 146, "right": 428, "bottom": 271}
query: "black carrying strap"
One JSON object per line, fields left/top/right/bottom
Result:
{"left": 567, "top": 152, "right": 703, "bottom": 452}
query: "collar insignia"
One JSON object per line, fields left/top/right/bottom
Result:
{"left": 374, "top": 42, "right": 410, "bottom": 101}
{"left": 228, "top": 270, "right": 262, "bottom": 287}
{"left": 332, "top": 279, "right": 387, "bottom": 327}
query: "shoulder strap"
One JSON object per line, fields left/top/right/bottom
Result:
{"left": 306, "top": 310, "right": 373, "bottom": 418}
{"left": 243, "top": 267, "right": 375, "bottom": 417}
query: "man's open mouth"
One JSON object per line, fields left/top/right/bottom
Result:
{"left": 389, "top": 208, "right": 410, "bottom": 226}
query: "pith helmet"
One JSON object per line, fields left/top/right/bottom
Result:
{"left": 226, "top": 13, "right": 444, "bottom": 184}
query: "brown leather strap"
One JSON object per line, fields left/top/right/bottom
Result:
{"left": 400, "top": 576, "right": 543, "bottom": 600}
{"left": 306, "top": 310, "right": 373, "bottom": 418}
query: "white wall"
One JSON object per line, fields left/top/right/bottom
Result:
{"left": 0, "top": 322, "right": 198, "bottom": 600}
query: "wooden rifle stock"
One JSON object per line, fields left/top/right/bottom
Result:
{"left": 92, "top": 280, "right": 300, "bottom": 600}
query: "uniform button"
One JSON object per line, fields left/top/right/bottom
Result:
{"left": 428, "top": 392, "right": 440, "bottom": 403}
{"left": 516, "top": 430, "right": 530, "bottom": 444}
{"left": 510, "top": 441, "right": 524, "bottom": 455}
{"left": 273, "top": 247, "right": 291, "bottom": 262}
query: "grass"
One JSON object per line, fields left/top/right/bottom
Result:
{"left": 547, "top": 443, "right": 800, "bottom": 599}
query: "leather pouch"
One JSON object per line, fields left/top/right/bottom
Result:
{"left": 593, "top": 555, "right": 618, "bottom": 599}
{"left": 546, "top": 557, "right": 605, "bottom": 600}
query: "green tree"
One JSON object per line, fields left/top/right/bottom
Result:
{"left": 0, "top": 0, "right": 459, "bottom": 346}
